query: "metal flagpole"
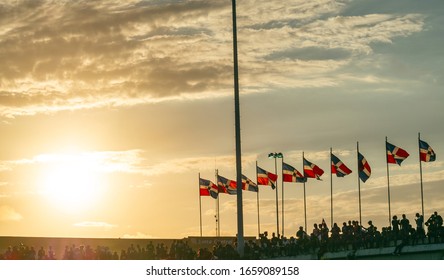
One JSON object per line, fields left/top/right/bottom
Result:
{"left": 357, "top": 142, "right": 362, "bottom": 225}
{"left": 215, "top": 169, "right": 220, "bottom": 237}
{"left": 199, "top": 173, "right": 203, "bottom": 237}
{"left": 274, "top": 156, "right": 279, "bottom": 237}
{"left": 256, "top": 161, "right": 261, "bottom": 237}
{"left": 281, "top": 155, "right": 285, "bottom": 237}
{"left": 330, "top": 148, "right": 333, "bottom": 228}
{"left": 385, "top": 137, "right": 392, "bottom": 225}
{"left": 418, "top": 132, "right": 425, "bottom": 218}
{"left": 269, "top": 152, "right": 282, "bottom": 236}
{"left": 231, "top": 0, "right": 244, "bottom": 256}
{"left": 302, "top": 151, "right": 307, "bottom": 232}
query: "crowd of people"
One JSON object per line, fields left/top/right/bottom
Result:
{"left": 1, "top": 211, "right": 443, "bottom": 260}
{"left": 240, "top": 211, "right": 444, "bottom": 259}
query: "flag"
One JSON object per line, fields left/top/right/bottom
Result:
{"left": 282, "top": 162, "right": 306, "bottom": 183}
{"left": 199, "top": 178, "right": 218, "bottom": 199}
{"left": 200, "top": 185, "right": 210, "bottom": 196}
{"left": 242, "top": 175, "right": 258, "bottom": 192}
{"left": 358, "top": 152, "right": 371, "bottom": 183}
{"left": 331, "top": 153, "right": 352, "bottom": 177}
{"left": 217, "top": 175, "right": 237, "bottom": 195}
{"left": 257, "top": 166, "right": 278, "bottom": 189}
{"left": 216, "top": 178, "right": 230, "bottom": 194}
{"left": 386, "top": 141, "right": 409, "bottom": 165}
{"left": 303, "top": 157, "right": 324, "bottom": 180}
{"left": 419, "top": 139, "right": 436, "bottom": 162}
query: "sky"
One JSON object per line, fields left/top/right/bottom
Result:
{"left": 1, "top": 0, "right": 444, "bottom": 240}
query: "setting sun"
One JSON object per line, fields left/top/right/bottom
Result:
{"left": 39, "top": 153, "right": 104, "bottom": 213}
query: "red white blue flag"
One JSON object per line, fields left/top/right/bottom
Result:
{"left": 358, "top": 152, "right": 371, "bottom": 183}
{"left": 303, "top": 157, "right": 324, "bottom": 180}
{"left": 282, "top": 162, "right": 306, "bottom": 183}
{"left": 257, "top": 166, "right": 278, "bottom": 189}
{"left": 199, "top": 178, "right": 218, "bottom": 199}
{"left": 242, "top": 175, "right": 258, "bottom": 192}
{"left": 419, "top": 139, "right": 436, "bottom": 162}
{"left": 331, "top": 153, "right": 352, "bottom": 177}
{"left": 217, "top": 175, "right": 237, "bottom": 195}
{"left": 386, "top": 141, "right": 409, "bottom": 165}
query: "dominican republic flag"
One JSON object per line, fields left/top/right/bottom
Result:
{"left": 303, "top": 157, "right": 324, "bottom": 180}
{"left": 257, "top": 166, "right": 278, "bottom": 189}
{"left": 282, "top": 162, "right": 306, "bottom": 183}
{"left": 199, "top": 178, "right": 218, "bottom": 199}
{"left": 331, "top": 153, "right": 352, "bottom": 177}
{"left": 358, "top": 152, "right": 371, "bottom": 183}
{"left": 217, "top": 175, "right": 237, "bottom": 195}
{"left": 419, "top": 139, "right": 436, "bottom": 162}
{"left": 242, "top": 175, "right": 258, "bottom": 192}
{"left": 386, "top": 141, "right": 409, "bottom": 165}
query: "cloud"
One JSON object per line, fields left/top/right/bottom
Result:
{"left": 1, "top": 149, "right": 145, "bottom": 172}
{"left": 73, "top": 221, "right": 117, "bottom": 229}
{"left": 297, "top": 13, "right": 424, "bottom": 54}
{"left": 0, "top": 150, "right": 259, "bottom": 179}
{"left": 0, "top": 205, "right": 23, "bottom": 221}
{"left": 265, "top": 46, "right": 352, "bottom": 61}
{"left": 0, "top": 0, "right": 232, "bottom": 117}
{"left": 364, "top": 165, "right": 444, "bottom": 188}
{"left": 140, "top": 153, "right": 258, "bottom": 176}
{"left": 285, "top": 149, "right": 353, "bottom": 162}
{"left": 0, "top": 0, "right": 425, "bottom": 118}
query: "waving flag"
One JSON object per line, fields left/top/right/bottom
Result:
{"left": 386, "top": 141, "right": 410, "bottom": 165}
{"left": 199, "top": 178, "right": 218, "bottom": 199}
{"left": 200, "top": 185, "right": 210, "bottom": 196}
{"left": 303, "top": 158, "right": 324, "bottom": 180}
{"left": 358, "top": 152, "right": 371, "bottom": 183}
{"left": 419, "top": 139, "right": 436, "bottom": 162}
{"left": 257, "top": 166, "right": 278, "bottom": 189}
{"left": 242, "top": 175, "right": 258, "bottom": 192}
{"left": 217, "top": 175, "right": 237, "bottom": 195}
{"left": 282, "top": 162, "right": 306, "bottom": 183}
{"left": 331, "top": 153, "right": 352, "bottom": 177}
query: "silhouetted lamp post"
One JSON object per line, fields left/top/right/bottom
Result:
{"left": 268, "top": 152, "right": 283, "bottom": 237}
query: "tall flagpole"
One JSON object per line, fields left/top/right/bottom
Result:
{"left": 302, "top": 151, "right": 307, "bottom": 232}
{"left": 418, "top": 132, "right": 425, "bottom": 218}
{"left": 281, "top": 155, "right": 285, "bottom": 237}
{"left": 232, "top": 0, "right": 244, "bottom": 256}
{"left": 256, "top": 161, "right": 261, "bottom": 237}
{"left": 330, "top": 147, "right": 333, "bottom": 227}
{"left": 273, "top": 156, "right": 280, "bottom": 237}
{"left": 357, "top": 142, "right": 362, "bottom": 225}
{"left": 385, "top": 137, "right": 392, "bottom": 225}
{"left": 215, "top": 169, "right": 220, "bottom": 237}
{"left": 199, "top": 173, "right": 203, "bottom": 237}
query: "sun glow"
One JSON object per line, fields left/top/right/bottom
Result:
{"left": 40, "top": 153, "right": 104, "bottom": 213}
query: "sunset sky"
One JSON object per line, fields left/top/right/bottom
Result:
{"left": 1, "top": 0, "right": 444, "bottom": 239}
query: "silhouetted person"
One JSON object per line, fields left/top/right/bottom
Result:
{"left": 400, "top": 214, "right": 410, "bottom": 235}
{"left": 365, "top": 220, "right": 376, "bottom": 248}
{"left": 38, "top": 247, "right": 46, "bottom": 260}
{"left": 320, "top": 219, "right": 329, "bottom": 244}
{"left": 392, "top": 215, "right": 400, "bottom": 245}
{"left": 296, "top": 226, "right": 307, "bottom": 240}
{"left": 414, "top": 213, "right": 425, "bottom": 245}
{"left": 330, "top": 222, "right": 341, "bottom": 252}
